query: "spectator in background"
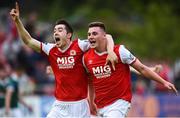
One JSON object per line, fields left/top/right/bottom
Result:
{"left": 4, "top": 65, "right": 32, "bottom": 117}
{"left": 0, "top": 62, "right": 8, "bottom": 117}
{"left": 0, "top": 30, "right": 6, "bottom": 61}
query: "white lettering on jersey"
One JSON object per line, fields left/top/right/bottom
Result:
{"left": 57, "top": 56, "right": 75, "bottom": 69}
{"left": 92, "top": 65, "right": 111, "bottom": 79}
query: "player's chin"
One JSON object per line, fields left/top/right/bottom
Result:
{"left": 56, "top": 43, "right": 62, "bottom": 48}
{"left": 90, "top": 44, "right": 96, "bottom": 48}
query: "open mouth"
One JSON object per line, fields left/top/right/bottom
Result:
{"left": 90, "top": 41, "right": 96, "bottom": 44}
{"left": 55, "top": 37, "right": 60, "bottom": 42}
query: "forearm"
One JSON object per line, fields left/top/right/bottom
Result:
{"left": 88, "top": 90, "right": 95, "bottom": 104}
{"left": 88, "top": 77, "right": 97, "bottom": 115}
{"left": 106, "top": 34, "right": 114, "bottom": 53}
{"left": 5, "top": 91, "right": 12, "bottom": 113}
{"left": 130, "top": 66, "right": 140, "bottom": 75}
{"left": 88, "top": 78, "right": 95, "bottom": 103}
{"left": 15, "top": 18, "right": 32, "bottom": 45}
{"left": 140, "top": 65, "right": 166, "bottom": 84}
{"left": 131, "top": 66, "right": 160, "bottom": 75}
{"left": 15, "top": 18, "right": 41, "bottom": 52}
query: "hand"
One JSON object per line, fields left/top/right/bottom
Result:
{"left": 105, "top": 51, "right": 118, "bottom": 71}
{"left": 10, "top": 2, "right": 20, "bottom": 21}
{"left": 46, "top": 66, "right": 53, "bottom": 75}
{"left": 89, "top": 102, "right": 97, "bottom": 115}
{"left": 164, "top": 81, "right": 178, "bottom": 96}
{"left": 154, "top": 64, "right": 163, "bottom": 73}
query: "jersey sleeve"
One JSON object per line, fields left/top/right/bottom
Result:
{"left": 78, "top": 39, "right": 90, "bottom": 52}
{"left": 41, "top": 42, "right": 55, "bottom": 55}
{"left": 119, "top": 45, "right": 136, "bottom": 64}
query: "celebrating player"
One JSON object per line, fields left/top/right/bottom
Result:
{"left": 10, "top": 2, "right": 117, "bottom": 117}
{"left": 83, "top": 22, "right": 178, "bottom": 117}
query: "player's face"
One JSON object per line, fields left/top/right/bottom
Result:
{"left": 53, "top": 24, "right": 69, "bottom": 48}
{"left": 88, "top": 27, "right": 106, "bottom": 49}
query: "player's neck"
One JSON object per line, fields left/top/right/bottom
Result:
{"left": 59, "top": 39, "right": 71, "bottom": 50}
{"left": 95, "top": 40, "right": 107, "bottom": 53}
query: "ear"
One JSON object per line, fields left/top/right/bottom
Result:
{"left": 103, "top": 32, "right": 106, "bottom": 37}
{"left": 67, "top": 33, "right": 72, "bottom": 39}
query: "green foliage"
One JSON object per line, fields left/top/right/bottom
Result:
{"left": 124, "top": 3, "right": 180, "bottom": 61}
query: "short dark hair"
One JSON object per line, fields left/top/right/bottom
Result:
{"left": 55, "top": 19, "right": 73, "bottom": 35}
{"left": 88, "top": 22, "right": 106, "bottom": 31}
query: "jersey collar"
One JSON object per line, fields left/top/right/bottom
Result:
{"left": 58, "top": 41, "right": 72, "bottom": 53}
{"left": 94, "top": 50, "right": 108, "bottom": 56}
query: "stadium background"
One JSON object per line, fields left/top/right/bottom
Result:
{"left": 0, "top": 0, "right": 180, "bottom": 117}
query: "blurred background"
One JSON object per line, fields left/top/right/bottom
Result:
{"left": 0, "top": 0, "right": 180, "bottom": 117}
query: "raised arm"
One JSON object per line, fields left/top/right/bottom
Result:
{"left": 10, "top": 2, "right": 41, "bottom": 52}
{"left": 105, "top": 34, "right": 118, "bottom": 70}
{"left": 131, "top": 59, "right": 178, "bottom": 95}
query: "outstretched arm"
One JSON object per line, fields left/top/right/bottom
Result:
{"left": 130, "top": 64, "right": 163, "bottom": 75}
{"left": 10, "top": 2, "right": 41, "bottom": 52}
{"left": 131, "top": 59, "right": 178, "bottom": 95}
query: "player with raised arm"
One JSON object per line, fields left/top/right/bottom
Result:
{"left": 10, "top": 2, "right": 117, "bottom": 117}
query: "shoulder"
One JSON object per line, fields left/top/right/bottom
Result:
{"left": 41, "top": 42, "right": 56, "bottom": 55}
{"left": 72, "top": 38, "right": 78, "bottom": 43}
{"left": 114, "top": 45, "right": 121, "bottom": 51}
{"left": 76, "top": 38, "right": 90, "bottom": 52}
{"left": 84, "top": 48, "right": 94, "bottom": 58}
{"left": 42, "top": 42, "right": 56, "bottom": 47}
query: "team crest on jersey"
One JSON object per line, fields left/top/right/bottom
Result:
{"left": 70, "top": 50, "right": 76, "bottom": 56}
